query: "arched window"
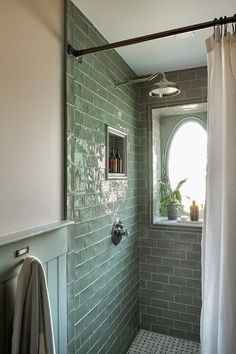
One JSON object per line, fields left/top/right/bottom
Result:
{"left": 167, "top": 119, "right": 207, "bottom": 212}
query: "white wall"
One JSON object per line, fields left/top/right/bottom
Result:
{"left": 0, "top": 0, "right": 64, "bottom": 235}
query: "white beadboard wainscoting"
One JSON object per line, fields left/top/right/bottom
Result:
{"left": 0, "top": 221, "right": 73, "bottom": 354}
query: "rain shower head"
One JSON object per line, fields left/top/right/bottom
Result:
{"left": 114, "top": 71, "right": 180, "bottom": 98}
{"left": 149, "top": 75, "right": 180, "bottom": 98}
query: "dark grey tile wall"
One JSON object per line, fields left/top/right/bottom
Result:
{"left": 140, "top": 226, "right": 202, "bottom": 342}
{"left": 66, "top": 2, "right": 140, "bottom": 353}
{"left": 139, "top": 66, "right": 207, "bottom": 224}
{"left": 138, "top": 67, "right": 207, "bottom": 342}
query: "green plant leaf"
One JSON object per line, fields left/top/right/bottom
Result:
{"left": 174, "top": 190, "right": 182, "bottom": 203}
{"left": 159, "top": 178, "right": 187, "bottom": 216}
{"left": 175, "top": 178, "right": 187, "bottom": 191}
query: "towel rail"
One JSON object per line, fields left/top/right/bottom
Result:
{"left": 15, "top": 247, "right": 29, "bottom": 258}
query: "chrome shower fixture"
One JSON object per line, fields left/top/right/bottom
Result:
{"left": 114, "top": 72, "right": 180, "bottom": 98}
{"left": 149, "top": 75, "right": 180, "bottom": 98}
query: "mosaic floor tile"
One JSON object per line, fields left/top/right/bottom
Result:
{"left": 127, "top": 330, "right": 200, "bottom": 354}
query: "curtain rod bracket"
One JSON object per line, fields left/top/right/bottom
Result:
{"left": 67, "top": 44, "right": 83, "bottom": 63}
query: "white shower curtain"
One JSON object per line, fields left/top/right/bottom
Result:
{"left": 201, "top": 28, "right": 236, "bottom": 354}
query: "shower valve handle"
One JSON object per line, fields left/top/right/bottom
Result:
{"left": 111, "top": 220, "right": 129, "bottom": 245}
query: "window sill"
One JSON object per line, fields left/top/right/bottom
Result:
{"left": 151, "top": 216, "right": 203, "bottom": 232}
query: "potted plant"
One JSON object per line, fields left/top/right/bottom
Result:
{"left": 160, "top": 178, "right": 187, "bottom": 220}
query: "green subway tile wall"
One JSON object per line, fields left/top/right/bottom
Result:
{"left": 138, "top": 67, "right": 207, "bottom": 342}
{"left": 66, "top": 1, "right": 139, "bottom": 353}
{"left": 66, "top": 3, "right": 207, "bottom": 349}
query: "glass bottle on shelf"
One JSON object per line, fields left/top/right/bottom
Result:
{"left": 190, "top": 200, "right": 199, "bottom": 221}
{"left": 116, "top": 150, "right": 122, "bottom": 173}
{"left": 199, "top": 204, "right": 204, "bottom": 221}
{"left": 109, "top": 148, "right": 117, "bottom": 173}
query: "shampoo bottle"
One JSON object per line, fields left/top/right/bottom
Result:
{"left": 116, "top": 150, "right": 122, "bottom": 173}
{"left": 109, "top": 148, "right": 117, "bottom": 173}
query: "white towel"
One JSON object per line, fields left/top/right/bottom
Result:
{"left": 11, "top": 257, "right": 56, "bottom": 354}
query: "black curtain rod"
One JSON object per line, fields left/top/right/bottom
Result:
{"left": 68, "top": 15, "right": 236, "bottom": 58}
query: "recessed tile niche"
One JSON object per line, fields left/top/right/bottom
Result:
{"left": 106, "top": 125, "right": 127, "bottom": 179}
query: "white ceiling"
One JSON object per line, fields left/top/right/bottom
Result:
{"left": 72, "top": 0, "right": 236, "bottom": 75}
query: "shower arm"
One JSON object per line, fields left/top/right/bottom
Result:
{"left": 114, "top": 72, "right": 165, "bottom": 87}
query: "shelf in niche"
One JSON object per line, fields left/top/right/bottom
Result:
{"left": 106, "top": 125, "right": 127, "bottom": 180}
